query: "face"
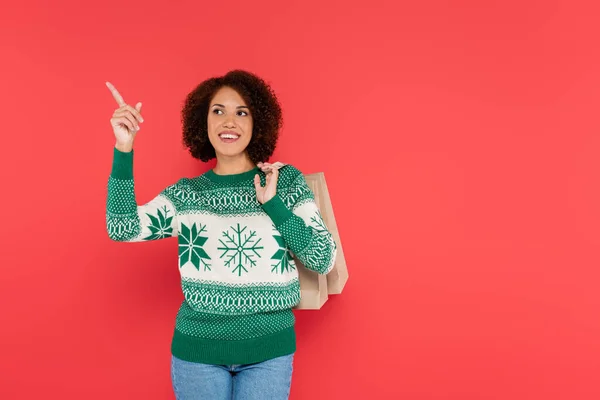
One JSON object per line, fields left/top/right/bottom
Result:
{"left": 207, "top": 86, "right": 253, "bottom": 159}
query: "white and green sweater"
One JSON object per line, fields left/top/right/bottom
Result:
{"left": 106, "top": 148, "right": 337, "bottom": 365}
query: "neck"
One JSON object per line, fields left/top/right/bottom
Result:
{"left": 212, "top": 152, "right": 256, "bottom": 175}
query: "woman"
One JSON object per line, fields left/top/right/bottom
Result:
{"left": 105, "top": 70, "right": 337, "bottom": 400}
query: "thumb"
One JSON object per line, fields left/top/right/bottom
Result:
{"left": 135, "top": 102, "right": 142, "bottom": 112}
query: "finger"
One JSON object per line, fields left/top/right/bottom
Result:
{"left": 111, "top": 116, "right": 135, "bottom": 132}
{"left": 106, "top": 81, "right": 126, "bottom": 107}
{"left": 113, "top": 111, "right": 140, "bottom": 130}
{"left": 260, "top": 163, "right": 282, "bottom": 173}
{"left": 121, "top": 104, "right": 144, "bottom": 123}
{"left": 116, "top": 102, "right": 142, "bottom": 115}
{"left": 254, "top": 174, "right": 262, "bottom": 190}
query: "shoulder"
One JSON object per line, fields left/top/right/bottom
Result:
{"left": 160, "top": 177, "right": 196, "bottom": 197}
{"left": 165, "top": 177, "right": 193, "bottom": 190}
{"left": 276, "top": 162, "right": 303, "bottom": 180}
{"left": 275, "top": 163, "right": 315, "bottom": 206}
{"left": 272, "top": 163, "right": 304, "bottom": 188}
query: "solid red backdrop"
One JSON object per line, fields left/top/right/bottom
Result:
{"left": 1, "top": 0, "right": 599, "bottom": 398}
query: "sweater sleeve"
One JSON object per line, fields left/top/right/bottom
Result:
{"left": 261, "top": 166, "right": 337, "bottom": 274}
{"left": 106, "top": 147, "right": 179, "bottom": 242}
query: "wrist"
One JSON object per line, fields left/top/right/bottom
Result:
{"left": 261, "top": 193, "right": 275, "bottom": 204}
{"left": 115, "top": 142, "right": 133, "bottom": 153}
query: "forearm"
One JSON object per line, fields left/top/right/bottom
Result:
{"left": 106, "top": 147, "right": 141, "bottom": 241}
{"left": 262, "top": 195, "right": 337, "bottom": 274}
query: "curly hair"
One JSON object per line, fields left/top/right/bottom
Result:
{"left": 181, "top": 70, "right": 283, "bottom": 164}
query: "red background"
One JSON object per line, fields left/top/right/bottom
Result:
{"left": 1, "top": 0, "right": 599, "bottom": 398}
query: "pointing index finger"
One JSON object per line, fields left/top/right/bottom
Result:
{"left": 105, "top": 81, "right": 126, "bottom": 107}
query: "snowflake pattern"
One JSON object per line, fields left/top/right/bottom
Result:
{"left": 271, "top": 225, "right": 295, "bottom": 274}
{"left": 310, "top": 210, "right": 328, "bottom": 233}
{"left": 178, "top": 222, "right": 211, "bottom": 271}
{"left": 218, "top": 223, "right": 264, "bottom": 276}
{"left": 143, "top": 206, "right": 173, "bottom": 240}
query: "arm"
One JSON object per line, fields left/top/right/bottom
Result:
{"left": 261, "top": 167, "right": 337, "bottom": 274}
{"left": 106, "top": 147, "right": 178, "bottom": 242}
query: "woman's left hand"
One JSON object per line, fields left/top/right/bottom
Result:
{"left": 254, "top": 162, "right": 281, "bottom": 204}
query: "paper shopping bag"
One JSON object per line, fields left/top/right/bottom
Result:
{"left": 293, "top": 172, "right": 329, "bottom": 309}
{"left": 293, "top": 260, "right": 329, "bottom": 309}
{"left": 304, "top": 172, "right": 348, "bottom": 294}
{"left": 292, "top": 171, "right": 348, "bottom": 310}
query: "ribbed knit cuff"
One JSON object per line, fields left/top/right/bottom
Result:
{"left": 261, "top": 194, "right": 294, "bottom": 227}
{"left": 111, "top": 147, "right": 134, "bottom": 179}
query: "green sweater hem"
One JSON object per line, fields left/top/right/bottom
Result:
{"left": 171, "top": 325, "right": 296, "bottom": 365}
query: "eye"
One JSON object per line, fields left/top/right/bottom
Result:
{"left": 213, "top": 109, "right": 224, "bottom": 115}
{"left": 237, "top": 110, "right": 249, "bottom": 116}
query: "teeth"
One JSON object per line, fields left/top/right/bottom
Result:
{"left": 220, "top": 134, "right": 239, "bottom": 139}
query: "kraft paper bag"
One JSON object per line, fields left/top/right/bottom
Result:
{"left": 304, "top": 172, "right": 348, "bottom": 295}
{"left": 293, "top": 259, "right": 329, "bottom": 309}
{"left": 293, "top": 171, "right": 348, "bottom": 310}
{"left": 293, "top": 171, "right": 328, "bottom": 309}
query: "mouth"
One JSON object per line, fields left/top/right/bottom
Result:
{"left": 218, "top": 131, "right": 241, "bottom": 144}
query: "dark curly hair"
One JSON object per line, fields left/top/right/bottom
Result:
{"left": 181, "top": 70, "right": 283, "bottom": 163}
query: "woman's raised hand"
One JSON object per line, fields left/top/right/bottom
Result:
{"left": 106, "top": 81, "right": 143, "bottom": 152}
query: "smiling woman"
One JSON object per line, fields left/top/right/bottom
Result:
{"left": 181, "top": 70, "right": 282, "bottom": 171}
{"left": 206, "top": 87, "right": 254, "bottom": 164}
{"left": 104, "top": 70, "right": 337, "bottom": 400}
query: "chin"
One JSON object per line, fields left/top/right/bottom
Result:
{"left": 216, "top": 147, "right": 247, "bottom": 158}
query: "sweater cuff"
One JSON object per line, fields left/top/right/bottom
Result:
{"left": 261, "top": 194, "right": 294, "bottom": 226}
{"left": 111, "top": 147, "right": 134, "bottom": 179}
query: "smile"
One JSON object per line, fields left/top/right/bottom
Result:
{"left": 219, "top": 132, "right": 241, "bottom": 143}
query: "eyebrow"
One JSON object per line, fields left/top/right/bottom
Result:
{"left": 211, "top": 103, "right": 249, "bottom": 109}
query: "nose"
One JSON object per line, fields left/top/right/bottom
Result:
{"left": 223, "top": 114, "right": 236, "bottom": 128}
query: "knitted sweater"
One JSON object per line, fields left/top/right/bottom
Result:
{"left": 106, "top": 148, "right": 337, "bottom": 365}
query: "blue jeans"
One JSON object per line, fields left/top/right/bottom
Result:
{"left": 171, "top": 353, "right": 294, "bottom": 400}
